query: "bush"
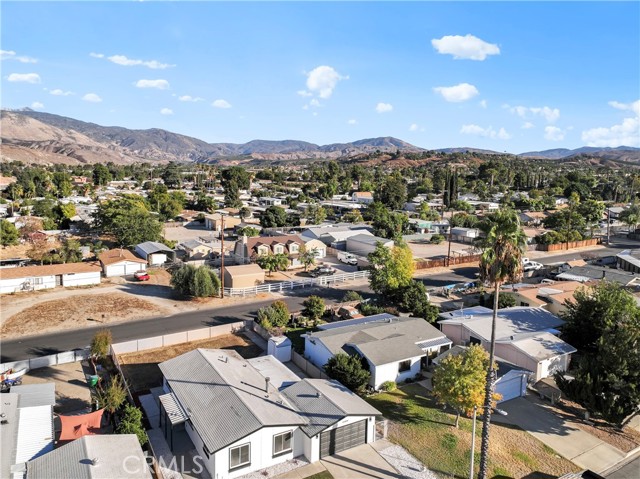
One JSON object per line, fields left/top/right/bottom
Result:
{"left": 359, "top": 301, "right": 386, "bottom": 316}
{"left": 303, "top": 295, "right": 326, "bottom": 321}
{"left": 341, "top": 291, "right": 363, "bottom": 303}
{"left": 117, "top": 404, "right": 148, "bottom": 446}
{"left": 171, "top": 264, "right": 220, "bottom": 297}
{"left": 257, "top": 300, "right": 290, "bottom": 329}
{"left": 430, "top": 234, "right": 445, "bottom": 244}
{"left": 380, "top": 381, "right": 397, "bottom": 392}
{"left": 325, "top": 353, "right": 371, "bottom": 393}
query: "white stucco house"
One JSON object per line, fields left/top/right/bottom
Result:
{"left": 158, "top": 349, "right": 380, "bottom": 479}
{"left": 304, "top": 314, "right": 452, "bottom": 389}
{"left": 438, "top": 306, "right": 577, "bottom": 381}
{"left": 98, "top": 249, "right": 147, "bottom": 277}
{"left": 0, "top": 262, "right": 102, "bottom": 294}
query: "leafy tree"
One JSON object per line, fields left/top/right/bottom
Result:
{"left": 299, "top": 245, "right": 318, "bottom": 271}
{"left": 27, "top": 238, "right": 50, "bottom": 265}
{"left": 400, "top": 280, "right": 439, "bottom": 322}
{"left": 260, "top": 206, "right": 288, "bottom": 228}
{"left": 304, "top": 204, "right": 327, "bottom": 225}
{"left": 237, "top": 226, "right": 260, "bottom": 237}
{"left": 324, "top": 353, "right": 370, "bottom": 393}
{"left": 90, "top": 329, "right": 112, "bottom": 363}
{"left": 433, "top": 345, "right": 499, "bottom": 428}
{"left": 368, "top": 242, "right": 414, "bottom": 297}
{"left": 161, "top": 162, "right": 182, "bottom": 189}
{"left": 256, "top": 253, "right": 289, "bottom": 276}
{"left": 341, "top": 291, "right": 363, "bottom": 303}
{"left": 148, "top": 184, "right": 185, "bottom": 221}
{"left": 577, "top": 200, "right": 605, "bottom": 235}
{"left": 619, "top": 204, "right": 640, "bottom": 231}
{"left": 449, "top": 199, "right": 474, "bottom": 213}
{"left": 430, "top": 234, "right": 445, "bottom": 244}
{"left": 303, "top": 295, "right": 325, "bottom": 321}
{"left": 449, "top": 212, "right": 480, "bottom": 228}
{"left": 257, "top": 300, "right": 290, "bottom": 330}
{"left": 375, "top": 175, "right": 407, "bottom": 210}
{"left": 52, "top": 172, "right": 73, "bottom": 198}
{"left": 221, "top": 167, "right": 250, "bottom": 208}
{"left": 239, "top": 206, "right": 252, "bottom": 219}
{"left": 117, "top": 404, "right": 148, "bottom": 446}
{"left": 418, "top": 202, "right": 441, "bottom": 221}
{"left": 93, "top": 164, "right": 112, "bottom": 186}
{"left": 486, "top": 292, "right": 516, "bottom": 309}
{"left": 372, "top": 209, "right": 410, "bottom": 240}
{"left": 342, "top": 209, "right": 364, "bottom": 223}
{"left": 95, "top": 197, "right": 162, "bottom": 246}
{"left": 171, "top": 264, "right": 197, "bottom": 296}
{"left": 0, "top": 220, "right": 19, "bottom": 247}
{"left": 193, "top": 265, "right": 216, "bottom": 297}
{"left": 476, "top": 209, "right": 527, "bottom": 479}
{"left": 556, "top": 282, "right": 640, "bottom": 425}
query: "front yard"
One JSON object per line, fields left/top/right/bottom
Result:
{"left": 366, "top": 384, "right": 580, "bottom": 479}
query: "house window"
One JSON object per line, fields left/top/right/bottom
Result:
{"left": 257, "top": 246, "right": 269, "bottom": 255}
{"left": 34, "top": 277, "right": 43, "bottom": 285}
{"left": 229, "top": 443, "right": 250, "bottom": 471}
{"left": 274, "top": 245, "right": 284, "bottom": 254}
{"left": 289, "top": 244, "right": 299, "bottom": 253}
{"left": 398, "top": 360, "right": 411, "bottom": 372}
{"left": 273, "top": 430, "right": 293, "bottom": 457}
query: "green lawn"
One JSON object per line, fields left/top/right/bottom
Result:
{"left": 366, "top": 384, "right": 580, "bottom": 479}
{"left": 304, "top": 471, "right": 334, "bottom": 479}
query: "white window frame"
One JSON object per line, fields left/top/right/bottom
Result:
{"left": 34, "top": 277, "right": 44, "bottom": 285}
{"left": 229, "top": 443, "right": 251, "bottom": 471}
{"left": 289, "top": 244, "right": 299, "bottom": 253}
{"left": 274, "top": 245, "right": 284, "bottom": 254}
{"left": 257, "top": 245, "right": 269, "bottom": 255}
{"left": 398, "top": 359, "right": 411, "bottom": 373}
{"left": 273, "top": 430, "right": 293, "bottom": 457}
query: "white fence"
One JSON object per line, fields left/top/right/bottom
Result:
{"left": 0, "top": 348, "right": 91, "bottom": 375}
{"left": 223, "top": 270, "right": 370, "bottom": 297}
{"left": 110, "top": 321, "right": 246, "bottom": 355}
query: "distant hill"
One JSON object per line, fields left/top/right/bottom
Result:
{"left": 519, "top": 146, "right": 640, "bottom": 163}
{"left": 435, "top": 147, "right": 503, "bottom": 155}
{"left": 0, "top": 109, "right": 424, "bottom": 165}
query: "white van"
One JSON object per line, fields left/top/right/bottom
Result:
{"left": 337, "top": 252, "right": 358, "bottom": 265}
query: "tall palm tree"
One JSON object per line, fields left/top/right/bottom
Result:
{"left": 476, "top": 209, "right": 527, "bottom": 479}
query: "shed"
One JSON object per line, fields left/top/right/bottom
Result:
{"left": 223, "top": 263, "right": 265, "bottom": 289}
{"left": 134, "top": 241, "right": 175, "bottom": 266}
{"left": 98, "top": 249, "right": 147, "bottom": 277}
{"left": 346, "top": 234, "right": 393, "bottom": 257}
{"left": 267, "top": 336, "right": 292, "bottom": 363}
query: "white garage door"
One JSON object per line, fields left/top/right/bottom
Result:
{"left": 125, "top": 263, "right": 143, "bottom": 275}
{"left": 496, "top": 376, "right": 523, "bottom": 403}
{"left": 107, "top": 264, "right": 126, "bottom": 277}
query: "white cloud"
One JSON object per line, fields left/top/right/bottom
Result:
{"left": 89, "top": 52, "right": 104, "bottom": 58}
{"left": 305, "top": 65, "right": 347, "bottom": 99}
{"left": 347, "top": 119, "right": 357, "bottom": 125}
{"left": 433, "top": 83, "right": 479, "bottom": 102}
{"left": 160, "top": 108, "right": 173, "bottom": 115}
{"left": 309, "top": 99, "right": 321, "bottom": 108}
{"left": 581, "top": 117, "right": 639, "bottom": 147}
{"left": 544, "top": 126, "right": 565, "bottom": 141}
{"left": 479, "top": 100, "right": 487, "bottom": 109}
{"left": 107, "top": 54, "right": 175, "bottom": 69}
{"left": 522, "top": 122, "right": 535, "bottom": 129}
{"left": 460, "top": 124, "right": 511, "bottom": 140}
{"left": 297, "top": 90, "right": 312, "bottom": 97}
{"left": 608, "top": 100, "right": 640, "bottom": 115}
{"left": 82, "top": 93, "right": 102, "bottom": 103}
{"left": 7, "top": 73, "right": 41, "bottom": 84}
{"left": 178, "top": 95, "right": 204, "bottom": 102}
{"left": 49, "top": 89, "right": 74, "bottom": 96}
{"left": 1, "top": 50, "right": 37, "bottom": 63}
{"left": 31, "top": 101, "right": 44, "bottom": 109}
{"left": 409, "top": 123, "right": 419, "bottom": 132}
{"left": 376, "top": 102, "right": 393, "bottom": 113}
{"left": 212, "top": 99, "right": 231, "bottom": 109}
{"left": 431, "top": 34, "right": 500, "bottom": 61}
{"left": 135, "top": 79, "right": 170, "bottom": 90}
{"left": 505, "top": 104, "right": 560, "bottom": 123}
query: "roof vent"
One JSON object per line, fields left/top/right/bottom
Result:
{"left": 91, "top": 458, "right": 99, "bottom": 466}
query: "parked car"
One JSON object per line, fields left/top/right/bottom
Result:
{"left": 310, "top": 266, "right": 336, "bottom": 277}
{"left": 337, "top": 252, "right": 358, "bottom": 265}
{"left": 134, "top": 270, "right": 150, "bottom": 281}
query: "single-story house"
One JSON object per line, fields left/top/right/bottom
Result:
{"left": 158, "top": 349, "right": 380, "bottom": 479}
{"left": 1, "top": 383, "right": 55, "bottom": 479}
{"left": 433, "top": 346, "right": 532, "bottom": 403}
{"left": 555, "top": 265, "right": 640, "bottom": 288}
{"left": 179, "top": 239, "right": 214, "bottom": 260}
{"left": 26, "top": 435, "right": 151, "bottom": 479}
{"left": 499, "top": 280, "right": 586, "bottom": 316}
{"left": 205, "top": 213, "right": 243, "bottom": 232}
{"left": 305, "top": 314, "right": 452, "bottom": 389}
{"left": 99, "top": 249, "right": 147, "bottom": 277}
{"left": 438, "top": 306, "right": 576, "bottom": 381}
{"left": 0, "top": 262, "right": 102, "bottom": 294}
{"left": 134, "top": 241, "right": 175, "bottom": 266}
{"left": 346, "top": 234, "right": 393, "bottom": 257}
{"left": 259, "top": 197, "right": 284, "bottom": 206}
{"left": 223, "top": 263, "right": 265, "bottom": 289}
{"left": 352, "top": 192, "right": 374, "bottom": 204}
{"left": 617, "top": 250, "right": 640, "bottom": 274}
{"left": 450, "top": 227, "right": 480, "bottom": 244}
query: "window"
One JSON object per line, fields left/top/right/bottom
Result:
{"left": 289, "top": 244, "right": 299, "bottom": 253}
{"left": 273, "top": 430, "right": 293, "bottom": 457}
{"left": 398, "top": 360, "right": 411, "bottom": 372}
{"left": 229, "top": 443, "right": 250, "bottom": 471}
{"left": 274, "top": 245, "right": 284, "bottom": 254}
{"left": 469, "top": 336, "right": 481, "bottom": 346}
{"left": 257, "top": 246, "right": 269, "bottom": 255}
{"left": 34, "top": 278, "right": 43, "bottom": 285}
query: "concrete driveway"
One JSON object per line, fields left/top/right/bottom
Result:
{"left": 498, "top": 397, "right": 626, "bottom": 473}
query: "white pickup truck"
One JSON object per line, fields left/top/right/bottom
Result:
{"left": 522, "top": 258, "right": 543, "bottom": 272}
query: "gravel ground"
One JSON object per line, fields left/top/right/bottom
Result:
{"left": 377, "top": 444, "right": 438, "bottom": 479}
{"left": 237, "top": 457, "right": 310, "bottom": 479}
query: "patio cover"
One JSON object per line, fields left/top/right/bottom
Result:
{"left": 58, "top": 409, "right": 104, "bottom": 441}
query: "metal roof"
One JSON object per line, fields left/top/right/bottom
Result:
{"left": 26, "top": 434, "right": 150, "bottom": 479}
{"left": 507, "top": 332, "right": 577, "bottom": 361}
{"left": 346, "top": 233, "right": 392, "bottom": 245}
{"left": 158, "top": 393, "right": 188, "bottom": 426}
{"left": 135, "top": 241, "right": 174, "bottom": 255}
{"left": 10, "top": 383, "right": 55, "bottom": 408}
{"left": 282, "top": 379, "right": 380, "bottom": 437}
{"left": 415, "top": 336, "right": 453, "bottom": 351}
{"left": 0, "top": 394, "right": 19, "bottom": 479}
{"left": 159, "top": 349, "right": 305, "bottom": 454}
{"left": 318, "top": 313, "right": 396, "bottom": 331}
{"left": 247, "top": 356, "right": 301, "bottom": 391}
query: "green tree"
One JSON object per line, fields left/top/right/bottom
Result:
{"left": 556, "top": 282, "right": 640, "bottom": 425}
{"left": 90, "top": 329, "right": 112, "bottom": 365}
{"left": 619, "top": 204, "right": 640, "bottom": 231}
{"left": 342, "top": 209, "right": 364, "bottom": 223}
{"left": 304, "top": 204, "right": 327, "bottom": 225}
{"left": 341, "top": 291, "right": 363, "bottom": 303}
{"left": 299, "top": 245, "right": 319, "bottom": 272}
{"left": 257, "top": 300, "right": 290, "bottom": 330}
{"left": 0, "top": 220, "right": 19, "bottom": 247}
{"left": 476, "top": 209, "right": 527, "bottom": 479}
{"left": 161, "top": 162, "right": 182, "bottom": 189}
{"left": 95, "top": 197, "right": 162, "bottom": 246}
{"left": 368, "top": 242, "right": 415, "bottom": 298}
{"left": 372, "top": 209, "right": 410, "bottom": 240}
{"left": 237, "top": 226, "right": 260, "bottom": 237}
{"left": 52, "top": 172, "right": 73, "bottom": 198}
{"left": 93, "top": 164, "right": 112, "bottom": 186}
{"left": 400, "top": 280, "right": 439, "bottom": 322}
{"left": 256, "top": 253, "right": 289, "bottom": 276}
{"left": 193, "top": 265, "right": 216, "bottom": 297}
{"left": 418, "top": 202, "right": 441, "bottom": 221}
{"left": 375, "top": 175, "right": 407, "bottom": 210}
{"left": 117, "top": 404, "right": 148, "bottom": 446}
{"left": 324, "top": 353, "right": 370, "bottom": 393}
{"left": 433, "top": 345, "right": 499, "bottom": 428}
{"left": 486, "top": 292, "right": 516, "bottom": 309}
{"left": 171, "top": 264, "right": 197, "bottom": 296}
{"left": 260, "top": 206, "right": 288, "bottom": 228}
{"left": 303, "top": 295, "right": 325, "bottom": 321}
{"left": 449, "top": 199, "right": 474, "bottom": 213}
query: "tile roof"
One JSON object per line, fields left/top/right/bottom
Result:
{"left": 98, "top": 249, "right": 146, "bottom": 266}
{"left": 0, "top": 262, "right": 102, "bottom": 280}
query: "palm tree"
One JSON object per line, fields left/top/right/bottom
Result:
{"left": 476, "top": 209, "right": 527, "bottom": 479}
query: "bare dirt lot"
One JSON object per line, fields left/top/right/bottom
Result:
{"left": 117, "top": 333, "right": 262, "bottom": 393}
{"left": 1, "top": 292, "right": 168, "bottom": 338}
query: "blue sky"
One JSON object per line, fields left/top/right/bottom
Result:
{"left": 2, "top": 1, "right": 639, "bottom": 152}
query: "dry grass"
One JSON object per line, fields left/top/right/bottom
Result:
{"left": 117, "top": 333, "right": 263, "bottom": 393}
{"left": 1, "top": 292, "right": 166, "bottom": 338}
{"left": 367, "top": 384, "right": 580, "bottom": 479}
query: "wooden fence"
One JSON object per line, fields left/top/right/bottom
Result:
{"left": 414, "top": 253, "right": 482, "bottom": 270}
{"left": 537, "top": 238, "right": 601, "bottom": 252}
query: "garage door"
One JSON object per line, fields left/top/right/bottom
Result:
{"left": 320, "top": 420, "right": 367, "bottom": 458}
{"left": 107, "top": 265, "right": 126, "bottom": 277}
{"left": 496, "top": 376, "right": 523, "bottom": 403}
{"left": 125, "top": 263, "right": 143, "bottom": 275}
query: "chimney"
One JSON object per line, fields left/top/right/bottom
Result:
{"left": 265, "top": 377, "right": 270, "bottom": 392}
{"left": 242, "top": 234, "right": 248, "bottom": 245}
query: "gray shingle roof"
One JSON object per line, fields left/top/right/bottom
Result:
{"left": 282, "top": 379, "right": 380, "bottom": 437}
{"left": 159, "top": 349, "right": 305, "bottom": 454}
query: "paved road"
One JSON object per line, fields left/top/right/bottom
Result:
{"left": 606, "top": 454, "right": 640, "bottom": 479}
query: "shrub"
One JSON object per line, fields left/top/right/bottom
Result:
{"left": 430, "top": 234, "right": 445, "bottom": 244}
{"left": 380, "top": 381, "right": 397, "bottom": 392}
{"left": 117, "top": 404, "right": 148, "bottom": 446}
{"left": 303, "top": 296, "right": 326, "bottom": 321}
{"left": 341, "top": 291, "right": 363, "bottom": 303}
{"left": 257, "top": 301, "right": 290, "bottom": 329}
{"left": 359, "top": 301, "right": 386, "bottom": 316}
{"left": 325, "top": 353, "right": 371, "bottom": 393}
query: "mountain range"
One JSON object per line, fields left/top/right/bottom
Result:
{"left": 1, "top": 109, "right": 638, "bottom": 166}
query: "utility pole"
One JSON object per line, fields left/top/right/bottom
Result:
{"left": 606, "top": 207, "right": 611, "bottom": 245}
{"left": 469, "top": 406, "right": 477, "bottom": 479}
{"left": 220, "top": 214, "right": 225, "bottom": 299}
{"left": 447, "top": 225, "right": 453, "bottom": 267}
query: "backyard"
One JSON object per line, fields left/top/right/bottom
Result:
{"left": 366, "top": 384, "right": 580, "bottom": 479}
{"left": 116, "top": 333, "right": 263, "bottom": 393}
